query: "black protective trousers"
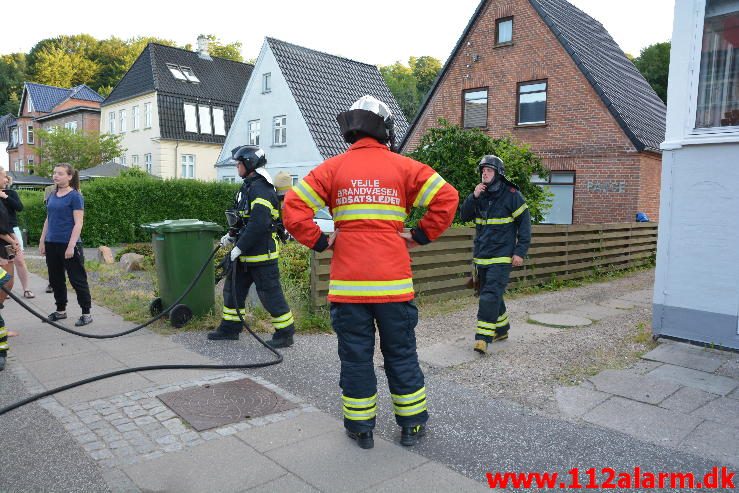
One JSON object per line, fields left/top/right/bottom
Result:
{"left": 475, "top": 264, "right": 512, "bottom": 342}
{"left": 45, "top": 242, "right": 91, "bottom": 314}
{"left": 218, "top": 261, "right": 294, "bottom": 339}
{"left": 331, "top": 302, "right": 428, "bottom": 433}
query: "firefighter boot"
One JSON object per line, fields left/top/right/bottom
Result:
{"left": 207, "top": 328, "right": 240, "bottom": 340}
{"left": 400, "top": 424, "right": 426, "bottom": 447}
{"left": 473, "top": 340, "right": 488, "bottom": 354}
{"left": 492, "top": 330, "right": 509, "bottom": 342}
{"left": 346, "top": 429, "right": 374, "bottom": 449}
{"left": 266, "top": 334, "right": 293, "bottom": 348}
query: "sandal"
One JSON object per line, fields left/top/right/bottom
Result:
{"left": 23, "top": 290, "right": 35, "bottom": 299}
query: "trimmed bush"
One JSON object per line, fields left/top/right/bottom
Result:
{"left": 17, "top": 178, "right": 239, "bottom": 246}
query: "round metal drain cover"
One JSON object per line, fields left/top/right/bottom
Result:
{"left": 157, "top": 378, "right": 297, "bottom": 431}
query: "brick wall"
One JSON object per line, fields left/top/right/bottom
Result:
{"left": 402, "top": 0, "right": 662, "bottom": 224}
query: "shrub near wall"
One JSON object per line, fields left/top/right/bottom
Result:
{"left": 18, "top": 178, "right": 240, "bottom": 246}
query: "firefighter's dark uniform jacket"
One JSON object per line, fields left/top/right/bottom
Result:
{"left": 460, "top": 180, "right": 531, "bottom": 341}
{"left": 234, "top": 174, "right": 281, "bottom": 265}
{"left": 218, "top": 173, "right": 294, "bottom": 337}
{"left": 283, "top": 137, "right": 458, "bottom": 432}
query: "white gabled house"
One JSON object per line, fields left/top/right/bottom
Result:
{"left": 217, "top": 37, "right": 408, "bottom": 184}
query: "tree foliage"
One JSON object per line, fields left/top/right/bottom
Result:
{"left": 35, "top": 128, "right": 125, "bottom": 175}
{"left": 0, "top": 53, "right": 26, "bottom": 115}
{"left": 407, "top": 120, "right": 551, "bottom": 223}
{"left": 633, "top": 41, "right": 670, "bottom": 103}
{"left": 380, "top": 56, "right": 442, "bottom": 121}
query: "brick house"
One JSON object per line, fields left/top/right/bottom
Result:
{"left": 400, "top": 0, "right": 667, "bottom": 224}
{"left": 6, "top": 82, "right": 104, "bottom": 173}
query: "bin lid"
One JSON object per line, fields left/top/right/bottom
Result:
{"left": 141, "top": 219, "right": 223, "bottom": 233}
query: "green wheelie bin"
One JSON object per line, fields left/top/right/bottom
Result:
{"left": 141, "top": 219, "right": 222, "bottom": 327}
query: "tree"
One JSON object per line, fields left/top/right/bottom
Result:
{"left": 379, "top": 62, "right": 418, "bottom": 121}
{"left": 35, "top": 128, "right": 125, "bottom": 175}
{"left": 633, "top": 42, "right": 670, "bottom": 103}
{"left": 30, "top": 47, "right": 99, "bottom": 88}
{"left": 0, "top": 53, "right": 26, "bottom": 115}
{"left": 380, "top": 56, "right": 442, "bottom": 120}
{"left": 407, "top": 120, "right": 551, "bottom": 223}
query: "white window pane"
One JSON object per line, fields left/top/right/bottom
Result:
{"left": 180, "top": 66, "right": 200, "bottom": 83}
{"left": 167, "top": 64, "right": 187, "bottom": 80}
{"left": 541, "top": 185, "right": 574, "bottom": 224}
{"left": 498, "top": 19, "right": 513, "bottom": 43}
{"left": 464, "top": 89, "right": 488, "bottom": 128}
{"left": 530, "top": 174, "right": 547, "bottom": 184}
{"left": 695, "top": 2, "right": 739, "bottom": 128}
{"left": 109, "top": 112, "right": 115, "bottom": 133}
{"left": 213, "top": 108, "right": 226, "bottom": 135}
{"left": 199, "top": 106, "right": 212, "bottom": 134}
{"left": 184, "top": 104, "right": 198, "bottom": 132}
{"left": 520, "top": 82, "right": 547, "bottom": 93}
{"left": 120, "top": 110, "right": 127, "bottom": 132}
{"left": 132, "top": 106, "right": 139, "bottom": 129}
{"left": 144, "top": 103, "right": 152, "bottom": 128}
{"left": 263, "top": 73, "right": 271, "bottom": 92}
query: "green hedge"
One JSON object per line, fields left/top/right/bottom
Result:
{"left": 17, "top": 178, "right": 239, "bottom": 246}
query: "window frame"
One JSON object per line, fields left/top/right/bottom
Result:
{"left": 64, "top": 121, "right": 78, "bottom": 133}
{"left": 144, "top": 153, "right": 153, "bottom": 174}
{"left": 198, "top": 105, "right": 212, "bottom": 134}
{"left": 462, "top": 87, "right": 489, "bottom": 129}
{"left": 26, "top": 124, "right": 34, "bottom": 144}
{"left": 181, "top": 154, "right": 196, "bottom": 179}
{"left": 131, "top": 154, "right": 139, "bottom": 167}
{"left": 212, "top": 107, "right": 226, "bottom": 135}
{"left": 183, "top": 103, "right": 198, "bottom": 133}
{"left": 119, "top": 109, "right": 127, "bottom": 133}
{"left": 144, "top": 102, "right": 152, "bottom": 128}
{"left": 532, "top": 171, "right": 576, "bottom": 225}
{"left": 273, "top": 115, "right": 287, "bottom": 146}
{"left": 516, "top": 79, "right": 548, "bottom": 126}
{"left": 248, "top": 119, "right": 261, "bottom": 146}
{"left": 109, "top": 111, "right": 116, "bottom": 133}
{"left": 496, "top": 16, "right": 514, "bottom": 45}
{"left": 132, "top": 105, "right": 140, "bottom": 130}
{"left": 263, "top": 73, "right": 272, "bottom": 93}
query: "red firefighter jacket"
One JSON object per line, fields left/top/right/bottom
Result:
{"left": 283, "top": 138, "right": 459, "bottom": 303}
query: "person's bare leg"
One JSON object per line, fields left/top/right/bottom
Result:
{"left": 13, "top": 249, "right": 32, "bottom": 296}
{"left": 0, "top": 263, "right": 18, "bottom": 336}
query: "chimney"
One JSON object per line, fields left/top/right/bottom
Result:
{"left": 197, "top": 35, "right": 212, "bottom": 60}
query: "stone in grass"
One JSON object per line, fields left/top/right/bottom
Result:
{"left": 98, "top": 246, "right": 115, "bottom": 264}
{"left": 529, "top": 313, "right": 592, "bottom": 328}
{"left": 120, "top": 253, "right": 145, "bottom": 272}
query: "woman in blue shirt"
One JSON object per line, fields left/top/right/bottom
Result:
{"left": 39, "top": 163, "right": 92, "bottom": 327}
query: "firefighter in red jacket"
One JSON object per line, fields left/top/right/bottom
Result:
{"left": 283, "top": 96, "right": 458, "bottom": 449}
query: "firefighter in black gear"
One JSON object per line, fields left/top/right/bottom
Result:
{"left": 208, "top": 145, "right": 295, "bottom": 348}
{"left": 460, "top": 155, "right": 531, "bottom": 355}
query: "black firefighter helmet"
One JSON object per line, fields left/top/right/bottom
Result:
{"left": 231, "top": 145, "right": 267, "bottom": 174}
{"left": 337, "top": 95, "right": 396, "bottom": 150}
{"left": 477, "top": 155, "right": 505, "bottom": 177}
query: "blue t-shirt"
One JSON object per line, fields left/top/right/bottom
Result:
{"left": 46, "top": 190, "right": 84, "bottom": 243}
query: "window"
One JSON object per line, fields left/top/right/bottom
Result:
{"left": 496, "top": 17, "right": 513, "bottom": 44}
{"left": 167, "top": 63, "right": 188, "bottom": 81}
{"left": 695, "top": 0, "right": 739, "bottom": 128}
{"left": 273, "top": 116, "right": 287, "bottom": 145}
{"left": 27, "top": 97, "right": 34, "bottom": 113}
{"left": 64, "top": 121, "right": 78, "bottom": 133}
{"left": 248, "top": 119, "right": 261, "bottom": 145}
{"left": 181, "top": 154, "right": 195, "bottom": 178}
{"left": 290, "top": 175, "right": 299, "bottom": 186}
{"left": 132, "top": 154, "right": 139, "bottom": 167}
{"left": 120, "top": 109, "right": 127, "bottom": 132}
{"left": 532, "top": 172, "right": 575, "bottom": 224}
{"left": 179, "top": 66, "right": 200, "bottom": 83}
{"left": 463, "top": 89, "right": 488, "bottom": 128}
{"left": 144, "top": 102, "right": 152, "bottom": 128}
{"left": 109, "top": 111, "right": 116, "bottom": 133}
{"left": 517, "top": 80, "right": 548, "bottom": 125}
{"left": 263, "top": 73, "right": 271, "bottom": 93}
{"left": 120, "top": 155, "right": 127, "bottom": 166}
{"left": 145, "top": 153, "right": 152, "bottom": 174}
{"left": 10, "top": 128, "right": 18, "bottom": 147}
{"left": 16, "top": 159, "right": 24, "bottom": 172}
{"left": 213, "top": 107, "right": 226, "bottom": 135}
{"left": 132, "top": 105, "right": 140, "bottom": 130}
{"left": 27, "top": 157, "right": 33, "bottom": 170}
{"left": 222, "top": 176, "right": 236, "bottom": 183}
{"left": 18, "top": 125, "right": 22, "bottom": 145}
{"left": 184, "top": 103, "right": 198, "bottom": 132}
{"left": 27, "top": 125, "right": 34, "bottom": 144}
{"left": 198, "top": 106, "right": 212, "bottom": 134}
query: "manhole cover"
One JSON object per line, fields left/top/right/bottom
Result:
{"left": 157, "top": 378, "right": 297, "bottom": 431}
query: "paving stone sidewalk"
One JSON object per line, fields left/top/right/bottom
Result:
{"left": 0, "top": 272, "right": 486, "bottom": 492}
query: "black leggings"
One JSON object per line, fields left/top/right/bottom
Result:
{"left": 45, "top": 242, "right": 91, "bottom": 313}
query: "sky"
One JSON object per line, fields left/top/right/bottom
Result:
{"left": 0, "top": 0, "right": 674, "bottom": 66}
